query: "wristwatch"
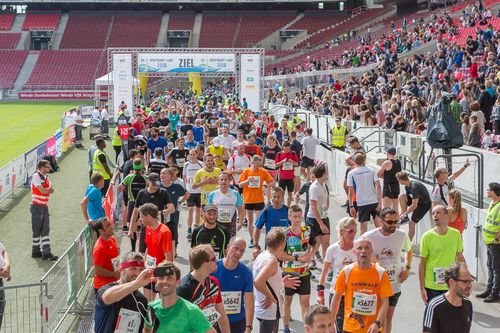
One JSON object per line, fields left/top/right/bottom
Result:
{"left": 245, "top": 325, "right": 252, "bottom": 331}
{"left": 405, "top": 264, "right": 412, "bottom": 270}
{"left": 317, "top": 284, "right": 325, "bottom": 291}
{"left": 374, "top": 320, "right": 382, "bottom": 328}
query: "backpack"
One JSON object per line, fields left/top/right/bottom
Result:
{"left": 44, "top": 155, "right": 59, "bottom": 173}
{"left": 426, "top": 97, "right": 464, "bottom": 149}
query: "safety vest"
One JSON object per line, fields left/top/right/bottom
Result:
{"left": 483, "top": 201, "right": 500, "bottom": 244}
{"left": 287, "top": 120, "right": 294, "bottom": 131}
{"left": 111, "top": 128, "right": 122, "bottom": 147}
{"left": 330, "top": 125, "right": 347, "bottom": 147}
{"left": 31, "top": 172, "right": 51, "bottom": 206}
{"left": 93, "top": 149, "right": 111, "bottom": 180}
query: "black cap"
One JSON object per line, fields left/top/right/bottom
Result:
{"left": 148, "top": 173, "right": 160, "bottom": 186}
{"left": 386, "top": 146, "right": 397, "bottom": 155}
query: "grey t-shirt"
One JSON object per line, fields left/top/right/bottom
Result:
{"left": 301, "top": 136, "right": 320, "bottom": 159}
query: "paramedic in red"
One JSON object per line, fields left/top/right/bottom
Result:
{"left": 30, "top": 160, "right": 58, "bottom": 261}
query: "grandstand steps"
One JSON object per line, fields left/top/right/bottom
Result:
{"left": 231, "top": 17, "right": 243, "bottom": 48}
{"left": 157, "top": 13, "right": 169, "bottom": 47}
{"left": 10, "top": 14, "right": 24, "bottom": 33}
{"left": 104, "top": 15, "right": 114, "bottom": 49}
{"left": 51, "top": 13, "right": 68, "bottom": 50}
{"left": 280, "top": 30, "right": 308, "bottom": 50}
{"left": 257, "top": 13, "right": 304, "bottom": 50}
{"left": 191, "top": 13, "right": 202, "bottom": 48}
{"left": 290, "top": 15, "right": 352, "bottom": 50}
{"left": 16, "top": 31, "right": 29, "bottom": 50}
{"left": 14, "top": 52, "right": 39, "bottom": 92}
{"left": 282, "top": 12, "right": 304, "bottom": 30}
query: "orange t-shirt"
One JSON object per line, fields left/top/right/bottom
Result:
{"left": 334, "top": 263, "right": 393, "bottom": 333}
{"left": 145, "top": 223, "right": 173, "bottom": 265}
{"left": 93, "top": 236, "right": 119, "bottom": 289}
{"left": 239, "top": 167, "right": 274, "bottom": 204}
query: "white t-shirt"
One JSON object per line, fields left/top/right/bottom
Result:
{"left": 0, "top": 242, "right": 5, "bottom": 269}
{"left": 301, "top": 136, "right": 320, "bottom": 159}
{"left": 324, "top": 242, "right": 357, "bottom": 294}
{"left": 100, "top": 109, "right": 109, "bottom": 121}
{"left": 183, "top": 160, "right": 204, "bottom": 193}
{"left": 227, "top": 154, "right": 251, "bottom": 183}
{"left": 346, "top": 166, "right": 379, "bottom": 206}
{"left": 231, "top": 139, "right": 246, "bottom": 151}
{"left": 92, "top": 109, "right": 101, "bottom": 120}
{"left": 364, "top": 228, "right": 412, "bottom": 293}
{"left": 253, "top": 251, "right": 284, "bottom": 320}
{"left": 217, "top": 134, "right": 236, "bottom": 150}
{"left": 307, "top": 180, "right": 329, "bottom": 219}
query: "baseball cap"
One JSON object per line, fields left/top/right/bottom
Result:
{"left": 212, "top": 138, "right": 220, "bottom": 147}
{"left": 386, "top": 146, "right": 397, "bottom": 155}
{"left": 203, "top": 204, "right": 218, "bottom": 212}
{"left": 148, "top": 173, "right": 160, "bottom": 186}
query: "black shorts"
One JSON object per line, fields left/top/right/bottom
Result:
{"left": 279, "top": 179, "right": 294, "bottom": 192}
{"left": 301, "top": 156, "right": 315, "bottom": 168}
{"left": 357, "top": 203, "right": 378, "bottom": 223}
{"left": 409, "top": 200, "right": 431, "bottom": 223}
{"left": 284, "top": 273, "right": 311, "bottom": 296}
{"left": 388, "top": 291, "right": 401, "bottom": 307}
{"left": 245, "top": 202, "right": 265, "bottom": 211}
{"left": 187, "top": 193, "right": 201, "bottom": 207}
{"left": 306, "top": 217, "right": 330, "bottom": 244}
{"left": 383, "top": 182, "right": 400, "bottom": 199}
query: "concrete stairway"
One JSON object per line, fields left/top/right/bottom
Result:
{"left": 51, "top": 13, "right": 68, "bottom": 49}
{"left": 191, "top": 13, "right": 203, "bottom": 48}
{"left": 157, "top": 13, "right": 169, "bottom": 47}
{"left": 14, "top": 52, "right": 39, "bottom": 91}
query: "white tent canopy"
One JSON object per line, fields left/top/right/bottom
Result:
{"left": 95, "top": 71, "right": 140, "bottom": 86}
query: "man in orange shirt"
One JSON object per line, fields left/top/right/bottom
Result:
{"left": 139, "top": 203, "right": 173, "bottom": 301}
{"left": 330, "top": 237, "right": 393, "bottom": 333}
{"left": 92, "top": 218, "right": 120, "bottom": 294}
{"left": 238, "top": 155, "right": 274, "bottom": 248}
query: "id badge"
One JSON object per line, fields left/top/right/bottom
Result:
{"left": 114, "top": 308, "right": 140, "bottom": 333}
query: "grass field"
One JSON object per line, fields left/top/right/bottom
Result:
{"left": 0, "top": 101, "right": 87, "bottom": 166}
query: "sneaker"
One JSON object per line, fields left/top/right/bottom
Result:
{"left": 476, "top": 290, "right": 491, "bottom": 299}
{"left": 483, "top": 294, "right": 500, "bottom": 303}
{"left": 310, "top": 272, "right": 317, "bottom": 280}
{"left": 187, "top": 231, "right": 192, "bottom": 241}
{"left": 341, "top": 200, "right": 349, "bottom": 207}
{"left": 242, "top": 218, "right": 248, "bottom": 227}
{"left": 31, "top": 252, "right": 42, "bottom": 259}
{"left": 42, "top": 253, "right": 59, "bottom": 261}
{"left": 310, "top": 259, "right": 317, "bottom": 270}
{"left": 249, "top": 241, "right": 256, "bottom": 248}
{"left": 122, "top": 225, "right": 129, "bottom": 232}
{"left": 283, "top": 327, "right": 291, "bottom": 333}
{"left": 315, "top": 252, "right": 323, "bottom": 262}
{"left": 399, "top": 216, "right": 410, "bottom": 225}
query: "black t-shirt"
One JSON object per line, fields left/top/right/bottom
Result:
{"left": 94, "top": 282, "right": 148, "bottom": 333}
{"left": 177, "top": 273, "right": 221, "bottom": 314}
{"left": 191, "top": 224, "right": 230, "bottom": 259}
{"left": 168, "top": 148, "right": 189, "bottom": 168}
{"left": 180, "top": 124, "right": 193, "bottom": 136}
{"left": 238, "top": 123, "right": 252, "bottom": 135}
{"left": 134, "top": 187, "right": 172, "bottom": 212}
{"left": 290, "top": 139, "right": 302, "bottom": 160}
{"left": 158, "top": 118, "right": 170, "bottom": 127}
{"left": 120, "top": 159, "right": 133, "bottom": 177}
{"left": 406, "top": 181, "right": 431, "bottom": 205}
{"left": 423, "top": 294, "right": 472, "bottom": 333}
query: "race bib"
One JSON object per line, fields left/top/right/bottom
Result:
{"left": 221, "top": 291, "right": 242, "bottom": 315}
{"left": 202, "top": 306, "right": 221, "bottom": 326}
{"left": 434, "top": 267, "right": 446, "bottom": 285}
{"left": 320, "top": 205, "right": 329, "bottom": 219}
{"left": 146, "top": 255, "right": 156, "bottom": 268}
{"left": 177, "top": 158, "right": 186, "bottom": 167}
{"left": 286, "top": 251, "right": 307, "bottom": 269}
{"left": 114, "top": 308, "right": 140, "bottom": 333}
{"left": 201, "top": 192, "right": 208, "bottom": 206}
{"left": 248, "top": 176, "right": 260, "bottom": 188}
{"left": 264, "top": 158, "right": 276, "bottom": 169}
{"left": 282, "top": 162, "right": 293, "bottom": 171}
{"left": 218, "top": 208, "right": 232, "bottom": 223}
{"left": 383, "top": 264, "right": 399, "bottom": 283}
{"left": 352, "top": 292, "right": 377, "bottom": 315}
{"left": 111, "top": 256, "right": 120, "bottom": 272}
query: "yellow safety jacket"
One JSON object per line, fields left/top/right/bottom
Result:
{"left": 112, "top": 128, "right": 122, "bottom": 147}
{"left": 330, "top": 125, "right": 347, "bottom": 147}
{"left": 92, "top": 149, "right": 111, "bottom": 180}
{"left": 483, "top": 201, "right": 500, "bottom": 244}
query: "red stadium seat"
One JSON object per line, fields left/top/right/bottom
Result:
{"left": 22, "top": 13, "right": 61, "bottom": 31}
{"left": 0, "top": 33, "right": 20, "bottom": 49}
{"left": 0, "top": 13, "right": 15, "bottom": 31}
{"left": 0, "top": 50, "right": 28, "bottom": 89}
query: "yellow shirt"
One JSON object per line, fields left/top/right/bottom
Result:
{"left": 192, "top": 167, "right": 222, "bottom": 204}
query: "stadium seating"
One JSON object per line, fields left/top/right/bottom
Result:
{"left": 288, "top": 11, "right": 349, "bottom": 35}
{"left": 22, "top": 13, "right": 61, "bottom": 31}
{"left": 59, "top": 15, "right": 111, "bottom": 49}
{"left": 0, "top": 50, "right": 28, "bottom": 89}
{"left": 167, "top": 11, "right": 195, "bottom": 31}
{"left": 0, "top": 33, "right": 20, "bottom": 49}
{"left": 234, "top": 13, "right": 296, "bottom": 48}
{"left": 0, "top": 13, "right": 15, "bottom": 30}
{"left": 108, "top": 13, "right": 161, "bottom": 47}
{"left": 24, "top": 50, "right": 104, "bottom": 90}
{"left": 198, "top": 13, "right": 240, "bottom": 48}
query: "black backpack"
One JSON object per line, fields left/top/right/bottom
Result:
{"left": 426, "top": 97, "right": 464, "bottom": 149}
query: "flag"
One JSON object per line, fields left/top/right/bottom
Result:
{"left": 103, "top": 185, "right": 115, "bottom": 225}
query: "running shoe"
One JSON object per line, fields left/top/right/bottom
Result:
{"left": 399, "top": 216, "right": 410, "bottom": 225}
{"left": 242, "top": 218, "right": 248, "bottom": 227}
{"left": 187, "top": 230, "right": 192, "bottom": 241}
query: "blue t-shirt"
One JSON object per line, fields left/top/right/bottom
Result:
{"left": 255, "top": 205, "right": 289, "bottom": 233}
{"left": 192, "top": 126, "right": 205, "bottom": 143}
{"left": 85, "top": 184, "right": 105, "bottom": 221}
{"left": 169, "top": 113, "right": 180, "bottom": 131}
{"left": 146, "top": 137, "right": 168, "bottom": 158}
{"left": 185, "top": 140, "right": 198, "bottom": 150}
{"left": 212, "top": 260, "right": 253, "bottom": 324}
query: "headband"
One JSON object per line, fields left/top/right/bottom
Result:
{"left": 119, "top": 260, "right": 145, "bottom": 270}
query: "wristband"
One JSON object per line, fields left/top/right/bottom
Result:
{"left": 375, "top": 320, "right": 382, "bottom": 328}
{"left": 246, "top": 325, "right": 252, "bottom": 330}
{"left": 317, "top": 284, "right": 325, "bottom": 291}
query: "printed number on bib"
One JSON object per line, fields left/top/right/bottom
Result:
{"left": 145, "top": 255, "right": 156, "bottom": 268}
{"left": 114, "top": 308, "right": 140, "bottom": 333}
{"left": 177, "top": 158, "right": 186, "bottom": 167}
{"left": 264, "top": 159, "right": 276, "bottom": 169}
{"left": 282, "top": 162, "right": 293, "bottom": 171}
{"left": 383, "top": 264, "right": 399, "bottom": 283}
{"left": 202, "top": 306, "right": 221, "bottom": 326}
{"left": 221, "top": 291, "right": 242, "bottom": 315}
{"left": 320, "top": 205, "right": 329, "bottom": 219}
{"left": 434, "top": 267, "right": 446, "bottom": 285}
{"left": 289, "top": 251, "right": 306, "bottom": 269}
{"left": 218, "top": 208, "right": 232, "bottom": 223}
{"left": 111, "top": 256, "right": 120, "bottom": 272}
{"left": 352, "top": 292, "right": 377, "bottom": 315}
{"left": 248, "top": 176, "right": 260, "bottom": 188}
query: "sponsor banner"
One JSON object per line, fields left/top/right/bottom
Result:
{"left": 46, "top": 137, "right": 57, "bottom": 158}
{"left": 0, "top": 163, "right": 12, "bottom": 201}
{"left": 55, "top": 130, "right": 63, "bottom": 159}
{"left": 18, "top": 91, "right": 107, "bottom": 100}
{"left": 69, "top": 125, "right": 76, "bottom": 144}
{"left": 37, "top": 141, "right": 47, "bottom": 163}
{"left": 11, "top": 155, "right": 26, "bottom": 191}
{"left": 137, "top": 53, "right": 236, "bottom": 73}
{"left": 62, "top": 127, "right": 71, "bottom": 153}
{"left": 240, "top": 53, "right": 261, "bottom": 113}
{"left": 112, "top": 53, "right": 134, "bottom": 120}
{"left": 25, "top": 147, "right": 38, "bottom": 184}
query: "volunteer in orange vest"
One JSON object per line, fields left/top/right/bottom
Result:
{"left": 92, "top": 218, "right": 120, "bottom": 294}
{"left": 30, "top": 159, "right": 58, "bottom": 261}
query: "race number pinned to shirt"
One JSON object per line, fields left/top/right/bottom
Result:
{"left": 145, "top": 255, "right": 156, "bottom": 268}
{"left": 264, "top": 159, "right": 276, "bottom": 169}
{"left": 114, "top": 308, "right": 140, "bottom": 333}
{"left": 202, "top": 306, "right": 221, "bottom": 326}
{"left": 218, "top": 208, "right": 232, "bottom": 223}
{"left": 177, "top": 158, "right": 186, "bottom": 167}
{"left": 221, "top": 291, "right": 242, "bottom": 315}
{"left": 111, "top": 256, "right": 120, "bottom": 272}
{"left": 248, "top": 176, "right": 260, "bottom": 188}
{"left": 320, "top": 205, "right": 329, "bottom": 219}
{"left": 352, "top": 292, "right": 377, "bottom": 316}
{"left": 434, "top": 267, "right": 447, "bottom": 285}
{"left": 383, "top": 263, "right": 399, "bottom": 284}
{"left": 282, "top": 161, "right": 293, "bottom": 171}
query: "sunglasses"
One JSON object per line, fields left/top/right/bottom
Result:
{"left": 343, "top": 229, "right": 357, "bottom": 234}
{"left": 208, "top": 256, "right": 217, "bottom": 263}
{"left": 454, "top": 278, "right": 473, "bottom": 284}
{"left": 383, "top": 220, "right": 399, "bottom": 225}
